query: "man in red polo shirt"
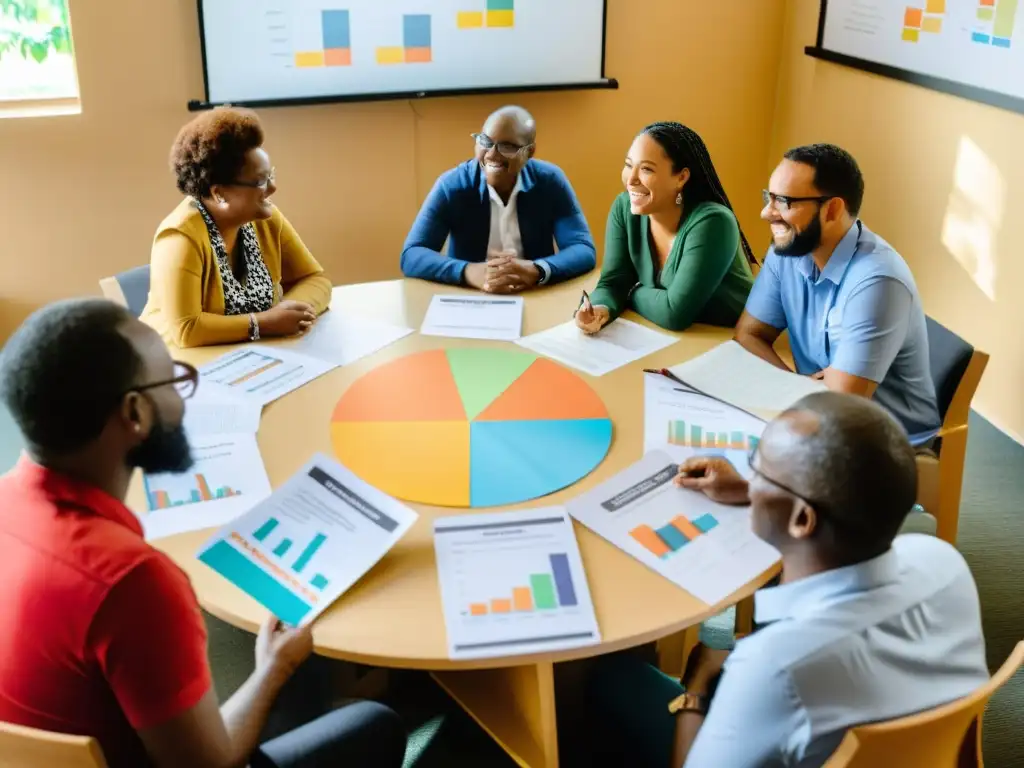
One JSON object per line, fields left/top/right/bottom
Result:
{"left": 0, "top": 299, "right": 406, "bottom": 768}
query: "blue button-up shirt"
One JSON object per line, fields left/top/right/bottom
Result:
{"left": 745, "top": 222, "right": 940, "bottom": 444}
{"left": 684, "top": 534, "right": 989, "bottom": 767}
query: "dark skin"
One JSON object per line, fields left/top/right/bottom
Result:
{"left": 668, "top": 411, "right": 832, "bottom": 766}
{"left": 734, "top": 159, "right": 875, "bottom": 398}
{"left": 37, "top": 318, "right": 312, "bottom": 768}
{"left": 463, "top": 107, "right": 542, "bottom": 295}
{"left": 575, "top": 133, "right": 692, "bottom": 335}
{"left": 204, "top": 147, "right": 317, "bottom": 339}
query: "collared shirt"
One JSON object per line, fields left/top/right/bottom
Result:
{"left": 685, "top": 534, "right": 988, "bottom": 767}
{"left": 487, "top": 179, "right": 551, "bottom": 284}
{"left": 0, "top": 458, "right": 211, "bottom": 768}
{"left": 745, "top": 221, "right": 940, "bottom": 444}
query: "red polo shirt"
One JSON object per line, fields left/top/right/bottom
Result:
{"left": 0, "top": 458, "right": 212, "bottom": 768}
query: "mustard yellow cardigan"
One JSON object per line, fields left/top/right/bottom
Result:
{"left": 141, "top": 199, "right": 332, "bottom": 348}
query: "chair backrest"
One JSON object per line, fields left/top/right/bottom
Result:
{"left": 824, "top": 641, "right": 1024, "bottom": 768}
{"left": 98, "top": 265, "right": 150, "bottom": 318}
{"left": 926, "top": 316, "right": 975, "bottom": 422}
{"left": 0, "top": 721, "right": 108, "bottom": 767}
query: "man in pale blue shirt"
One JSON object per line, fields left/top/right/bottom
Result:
{"left": 736, "top": 144, "right": 940, "bottom": 444}
{"left": 588, "top": 392, "right": 988, "bottom": 767}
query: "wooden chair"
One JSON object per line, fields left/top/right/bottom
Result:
{"left": 824, "top": 641, "right": 1024, "bottom": 767}
{"left": 0, "top": 721, "right": 108, "bottom": 767}
{"left": 98, "top": 265, "right": 151, "bottom": 318}
{"left": 917, "top": 317, "right": 989, "bottom": 544}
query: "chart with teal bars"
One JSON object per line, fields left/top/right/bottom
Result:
{"left": 200, "top": 0, "right": 606, "bottom": 103}
{"left": 568, "top": 451, "right": 780, "bottom": 605}
{"left": 434, "top": 508, "right": 600, "bottom": 660}
{"left": 139, "top": 433, "right": 271, "bottom": 541}
{"left": 197, "top": 454, "right": 417, "bottom": 627}
{"left": 643, "top": 374, "right": 765, "bottom": 482}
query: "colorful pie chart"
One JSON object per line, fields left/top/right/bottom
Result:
{"left": 330, "top": 348, "right": 613, "bottom": 507}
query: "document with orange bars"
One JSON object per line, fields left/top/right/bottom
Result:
{"left": 568, "top": 451, "right": 780, "bottom": 605}
{"left": 199, "top": 345, "right": 338, "bottom": 407}
{"left": 434, "top": 508, "right": 600, "bottom": 660}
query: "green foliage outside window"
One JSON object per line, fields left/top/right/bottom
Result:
{"left": 0, "top": 0, "right": 73, "bottom": 63}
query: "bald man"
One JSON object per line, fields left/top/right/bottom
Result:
{"left": 401, "top": 105, "right": 596, "bottom": 291}
{"left": 589, "top": 392, "right": 987, "bottom": 768}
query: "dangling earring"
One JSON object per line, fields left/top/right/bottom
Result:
{"left": 675, "top": 191, "right": 683, "bottom": 205}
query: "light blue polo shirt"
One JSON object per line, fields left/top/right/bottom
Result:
{"left": 685, "top": 535, "right": 989, "bottom": 767}
{"left": 746, "top": 221, "right": 940, "bottom": 444}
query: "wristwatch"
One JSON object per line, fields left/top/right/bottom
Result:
{"left": 248, "top": 313, "right": 260, "bottom": 341}
{"left": 536, "top": 260, "right": 552, "bottom": 285}
{"left": 668, "top": 691, "right": 710, "bottom": 716}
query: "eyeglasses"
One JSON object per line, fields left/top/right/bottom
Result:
{"left": 747, "top": 443, "right": 832, "bottom": 517}
{"left": 471, "top": 133, "right": 533, "bottom": 159}
{"left": 761, "top": 190, "right": 833, "bottom": 213}
{"left": 126, "top": 361, "right": 200, "bottom": 401}
{"left": 231, "top": 167, "right": 276, "bottom": 191}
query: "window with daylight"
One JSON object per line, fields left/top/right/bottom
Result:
{"left": 0, "top": 0, "right": 79, "bottom": 114}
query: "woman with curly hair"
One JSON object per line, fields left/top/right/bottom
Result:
{"left": 141, "top": 107, "right": 331, "bottom": 348}
{"left": 575, "top": 122, "right": 755, "bottom": 333}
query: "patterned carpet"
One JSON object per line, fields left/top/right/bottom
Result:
{"left": 0, "top": 407, "right": 1020, "bottom": 766}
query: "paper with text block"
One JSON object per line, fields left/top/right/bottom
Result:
{"left": 516, "top": 319, "right": 677, "bottom": 376}
{"left": 420, "top": 295, "right": 524, "bottom": 341}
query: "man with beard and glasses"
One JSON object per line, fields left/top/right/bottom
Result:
{"left": 735, "top": 144, "right": 940, "bottom": 445}
{"left": 587, "top": 393, "right": 987, "bottom": 768}
{"left": 401, "top": 105, "right": 596, "bottom": 291}
{"left": 0, "top": 299, "right": 406, "bottom": 768}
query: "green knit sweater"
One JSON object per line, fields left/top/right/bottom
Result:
{"left": 589, "top": 193, "right": 754, "bottom": 331}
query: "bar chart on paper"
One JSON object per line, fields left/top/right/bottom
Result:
{"left": 200, "top": 346, "right": 337, "bottom": 407}
{"left": 139, "top": 433, "right": 271, "bottom": 540}
{"left": 668, "top": 422, "right": 760, "bottom": 451}
{"left": 464, "top": 552, "right": 579, "bottom": 616}
{"left": 644, "top": 374, "right": 765, "bottom": 456}
{"left": 434, "top": 508, "right": 600, "bottom": 659}
{"left": 630, "top": 512, "right": 720, "bottom": 560}
{"left": 198, "top": 455, "right": 418, "bottom": 627}
{"left": 568, "top": 451, "right": 780, "bottom": 604}
{"left": 252, "top": 517, "right": 332, "bottom": 592}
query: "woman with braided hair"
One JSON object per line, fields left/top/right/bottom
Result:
{"left": 576, "top": 122, "right": 755, "bottom": 333}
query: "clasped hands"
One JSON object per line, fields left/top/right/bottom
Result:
{"left": 464, "top": 249, "right": 541, "bottom": 294}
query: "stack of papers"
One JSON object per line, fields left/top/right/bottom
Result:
{"left": 434, "top": 507, "right": 600, "bottom": 660}
{"left": 669, "top": 341, "right": 826, "bottom": 417}
{"left": 568, "top": 451, "right": 780, "bottom": 605}
{"left": 420, "top": 295, "right": 524, "bottom": 341}
{"left": 198, "top": 454, "right": 418, "bottom": 627}
{"left": 516, "top": 318, "right": 678, "bottom": 376}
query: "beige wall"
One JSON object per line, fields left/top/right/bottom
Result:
{"left": 772, "top": 0, "right": 1024, "bottom": 440}
{"left": 0, "top": 0, "right": 785, "bottom": 338}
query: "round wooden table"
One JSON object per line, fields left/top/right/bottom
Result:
{"left": 142, "top": 277, "right": 778, "bottom": 768}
